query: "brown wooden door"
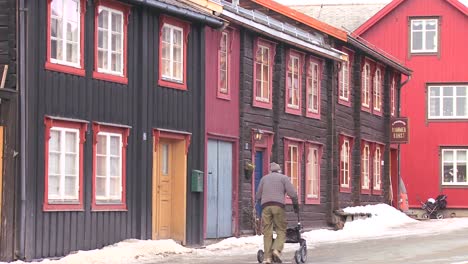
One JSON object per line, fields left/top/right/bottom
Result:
{"left": 156, "top": 141, "right": 172, "bottom": 239}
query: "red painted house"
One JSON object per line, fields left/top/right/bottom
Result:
{"left": 354, "top": 0, "right": 468, "bottom": 216}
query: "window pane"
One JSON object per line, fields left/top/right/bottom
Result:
{"left": 174, "top": 45, "right": 182, "bottom": 63}
{"left": 456, "top": 86, "right": 467, "bottom": 96}
{"left": 98, "top": 29, "right": 107, "bottom": 49}
{"left": 97, "top": 135, "right": 107, "bottom": 155}
{"left": 111, "top": 12, "right": 122, "bottom": 33}
{"left": 429, "top": 86, "right": 440, "bottom": 96}
{"left": 110, "top": 177, "right": 120, "bottom": 197}
{"left": 457, "top": 164, "right": 467, "bottom": 183}
{"left": 444, "top": 150, "right": 454, "bottom": 161}
{"left": 412, "top": 20, "right": 423, "bottom": 30}
{"left": 174, "top": 61, "right": 183, "bottom": 80}
{"left": 430, "top": 98, "right": 440, "bottom": 116}
{"left": 443, "top": 98, "right": 453, "bottom": 116}
{"left": 97, "top": 156, "right": 106, "bottom": 176}
{"left": 65, "top": 176, "right": 77, "bottom": 197}
{"left": 111, "top": 53, "right": 121, "bottom": 72}
{"left": 65, "top": 131, "right": 77, "bottom": 152}
{"left": 426, "top": 31, "right": 436, "bottom": 50}
{"left": 457, "top": 150, "right": 467, "bottom": 162}
{"left": 111, "top": 33, "right": 122, "bottom": 52}
{"left": 65, "top": 0, "right": 79, "bottom": 22}
{"left": 412, "top": 32, "right": 422, "bottom": 50}
{"left": 426, "top": 20, "right": 437, "bottom": 30}
{"left": 173, "top": 29, "right": 182, "bottom": 46}
{"left": 65, "top": 153, "right": 77, "bottom": 174}
{"left": 443, "top": 86, "right": 453, "bottom": 96}
{"left": 98, "top": 50, "right": 106, "bottom": 69}
{"left": 443, "top": 164, "right": 454, "bottom": 183}
{"left": 48, "top": 175, "right": 60, "bottom": 197}
{"left": 456, "top": 98, "right": 466, "bottom": 116}
{"left": 51, "top": 0, "right": 63, "bottom": 17}
{"left": 99, "top": 9, "right": 109, "bottom": 29}
{"left": 49, "top": 153, "right": 60, "bottom": 175}
{"left": 110, "top": 136, "right": 120, "bottom": 155}
{"left": 162, "top": 144, "right": 169, "bottom": 175}
{"left": 96, "top": 177, "right": 106, "bottom": 197}
{"left": 110, "top": 157, "right": 120, "bottom": 176}
{"left": 49, "top": 130, "right": 60, "bottom": 151}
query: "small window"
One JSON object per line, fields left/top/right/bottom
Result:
{"left": 339, "top": 60, "right": 350, "bottom": 103}
{"left": 92, "top": 123, "right": 129, "bottom": 210}
{"left": 410, "top": 18, "right": 438, "bottom": 54}
{"left": 284, "top": 138, "right": 303, "bottom": 203}
{"left": 46, "top": 0, "right": 85, "bottom": 76}
{"left": 373, "top": 145, "right": 382, "bottom": 193}
{"left": 373, "top": 68, "right": 382, "bottom": 114}
{"left": 428, "top": 85, "right": 468, "bottom": 120}
{"left": 217, "top": 31, "right": 230, "bottom": 99}
{"left": 391, "top": 77, "right": 396, "bottom": 116}
{"left": 362, "top": 63, "right": 371, "bottom": 109}
{"left": 286, "top": 50, "right": 302, "bottom": 115}
{"left": 44, "top": 117, "right": 87, "bottom": 211}
{"left": 361, "top": 142, "right": 371, "bottom": 193}
{"left": 339, "top": 135, "right": 353, "bottom": 192}
{"left": 306, "top": 57, "right": 321, "bottom": 119}
{"left": 253, "top": 38, "right": 276, "bottom": 109}
{"left": 93, "top": 1, "right": 130, "bottom": 84}
{"left": 442, "top": 149, "right": 468, "bottom": 186}
{"left": 305, "top": 143, "right": 321, "bottom": 204}
{"left": 158, "top": 16, "right": 190, "bottom": 90}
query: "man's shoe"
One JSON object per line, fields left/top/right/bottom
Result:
{"left": 263, "top": 257, "right": 272, "bottom": 264}
{"left": 272, "top": 249, "right": 282, "bottom": 263}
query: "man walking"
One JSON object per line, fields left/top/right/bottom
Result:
{"left": 256, "top": 162, "right": 299, "bottom": 264}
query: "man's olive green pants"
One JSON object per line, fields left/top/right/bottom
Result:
{"left": 262, "top": 205, "right": 287, "bottom": 260}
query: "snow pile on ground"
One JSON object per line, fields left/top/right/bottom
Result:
{"left": 3, "top": 203, "right": 467, "bottom": 264}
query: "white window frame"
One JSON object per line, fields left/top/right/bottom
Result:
{"left": 287, "top": 55, "right": 300, "bottom": 109}
{"left": 287, "top": 144, "right": 300, "bottom": 194}
{"left": 340, "top": 139, "right": 350, "bottom": 188}
{"left": 362, "top": 144, "right": 370, "bottom": 190}
{"left": 161, "top": 23, "right": 184, "bottom": 83}
{"left": 307, "top": 61, "right": 320, "bottom": 113}
{"left": 373, "top": 146, "right": 382, "bottom": 190}
{"left": 373, "top": 69, "right": 382, "bottom": 111}
{"left": 96, "top": 131, "right": 123, "bottom": 203}
{"left": 339, "top": 60, "right": 350, "bottom": 102}
{"left": 428, "top": 85, "right": 468, "bottom": 119}
{"left": 362, "top": 63, "right": 370, "bottom": 107}
{"left": 219, "top": 31, "right": 229, "bottom": 94}
{"left": 255, "top": 44, "right": 271, "bottom": 102}
{"left": 48, "top": 127, "right": 80, "bottom": 202}
{"left": 50, "top": 0, "right": 81, "bottom": 67}
{"left": 97, "top": 6, "right": 124, "bottom": 76}
{"left": 410, "top": 18, "right": 438, "bottom": 53}
{"left": 442, "top": 149, "right": 468, "bottom": 186}
{"left": 306, "top": 146, "right": 320, "bottom": 199}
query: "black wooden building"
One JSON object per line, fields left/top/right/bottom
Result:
{"left": 7, "top": 0, "right": 225, "bottom": 261}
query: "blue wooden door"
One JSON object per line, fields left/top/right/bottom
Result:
{"left": 207, "top": 140, "right": 233, "bottom": 238}
{"left": 254, "top": 151, "right": 264, "bottom": 217}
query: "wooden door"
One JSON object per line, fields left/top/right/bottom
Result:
{"left": 254, "top": 151, "right": 264, "bottom": 217}
{"left": 157, "top": 141, "right": 172, "bottom": 239}
{"left": 206, "top": 140, "right": 233, "bottom": 238}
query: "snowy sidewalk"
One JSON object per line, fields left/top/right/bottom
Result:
{"left": 4, "top": 204, "right": 468, "bottom": 264}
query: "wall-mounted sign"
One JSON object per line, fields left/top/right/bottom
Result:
{"left": 391, "top": 117, "right": 409, "bottom": 144}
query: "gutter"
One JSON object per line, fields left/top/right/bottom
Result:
{"left": 126, "top": 0, "right": 225, "bottom": 29}
{"left": 17, "top": 0, "right": 27, "bottom": 259}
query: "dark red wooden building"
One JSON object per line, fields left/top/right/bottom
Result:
{"left": 355, "top": 0, "right": 468, "bottom": 216}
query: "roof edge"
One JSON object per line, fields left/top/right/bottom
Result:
{"left": 446, "top": 0, "right": 468, "bottom": 16}
{"left": 353, "top": 0, "right": 404, "bottom": 36}
{"left": 252, "top": 0, "right": 348, "bottom": 41}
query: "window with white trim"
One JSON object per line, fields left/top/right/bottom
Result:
{"left": 161, "top": 24, "right": 184, "bottom": 82}
{"left": 361, "top": 143, "right": 370, "bottom": 190}
{"left": 306, "top": 145, "right": 320, "bottom": 200}
{"left": 340, "top": 139, "right": 350, "bottom": 188}
{"left": 97, "top": 6, "right": 124, "bottom": 75}
{"left": 339, "top": 59, "right": 350, "bottom": 102}
{"left": 48, "top": 127, "right": 80, "bottom": 202}
{"left": 428, "top": 85, "right": 468, "bottom": 119}
{"left": 373, "top": 146, "right": 382, "bottom": 190}
{"left": 96, "top": 132, "right": 123, "bottom": 203}
{"left": 307, "top": 60, "right": 320, "bottom": 114}
{"left": 442, "top": 149, "right": 468, "bottom": 185}
{"left": 219, "top": 31, "right": 229, "bottom": 95}
{"left": 287, "top": 54, "right": 300, "bottom": 109}
{"left": 411, "top": 18, "right": 438, "bottom": 53}
{"left": 373, "top": 68, "right": 382, "bottom": 112}
{"left": 50, "top": 0, "right": 81, "bottom": 67}
{"left": 255, "top": 44, "right": 271, "bottom": 102}
{"left": 362, "top": 63, "right": 371, "bottom": 107}
{"left": 286, "top": 144, "right": 300, "bottom": 195}
{"left": 391, "top": 77, "right": 396, "bottom": 116}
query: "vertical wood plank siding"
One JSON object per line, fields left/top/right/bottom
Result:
{"left": 23, "top": 1, "right": 206, "bottom": 259}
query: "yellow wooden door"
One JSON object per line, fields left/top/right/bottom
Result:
{"left": 157, "top": 141, "right": 172, "bottom": 239}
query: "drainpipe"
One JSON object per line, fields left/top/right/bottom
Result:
{"left": 17, "top": 0, "right": 27, "bottom": 259}
{"left": 397, "top": 75, "right": 411, "bottom": 210}
{"left": 126, "top": 0, "right": 225, "bottom": 29}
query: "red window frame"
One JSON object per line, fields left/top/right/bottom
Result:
{"left": 305, "top": 142, "right": 322, "bottom": 204}
{"left": 361, "top": 58, "right": 375, "bottom": 113}
{"left": 372, "top": 65, "right": 383, "bottom": 116}
{"left": 217, "top": 29, "right": 232, "bottom": 100}
{"left": 306, "top": 56, "right": 322, "bottom": 119}
{"left": 45, "top": 0, "right": 86, "bottom": 76}
{"left": 285, "top": 49, "right": 304, "bottom": 116}
{"left": 253, "top": 38, "right": 276, "bottom": 109}
{"left": 361, "top": 140, "right": 371, "bottom": 194}
{"left": 158, "top": 15, "right": 191, "bottom": 90}
{"left": 338, "top": 48, "right": 354, "bottom": 107}
{"left": 93, "top": 0, "right": 130, "bottom": 84}
{"left": 92, "top": 122, "right": 130, "bottom": 211}
{"left": 339, "top": 134, "right": 354, "bottom": 193}
{"left": 372, "top": 143, "right": 384, "bottom": 195}
{"left": 44, "top": 117, "right": 87, "bottom": 211}
{"left": 284, "top": 138, "right": 304, "bottom": 204}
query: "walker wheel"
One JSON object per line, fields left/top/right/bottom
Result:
{"left": 300, "top": 244, "right": 307, "bottom": 263}
{"left": 421, "top": 213, "right": 429, "bottom": 219}
{"left": 294, "top": 250, "right": 301, "bottom": 264}
{"left": 436, "top": 213, "right": 444, "bottom": 219}
{"left": 257, "top": 249, "right": 264, "bottom": 263}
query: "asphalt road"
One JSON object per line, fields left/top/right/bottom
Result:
{"left": 143, "top": 225, "right": 468, "bottom": 264}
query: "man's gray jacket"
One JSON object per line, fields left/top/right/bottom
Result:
{"left": 256, "top": 172, "right": 298, "bottom": 209}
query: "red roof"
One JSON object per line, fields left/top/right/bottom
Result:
{"left": 251, "top": 0, "right": 348, "bottom": 41}
{"left": 354, "top": 0, "right": 468, "bottom": 36}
